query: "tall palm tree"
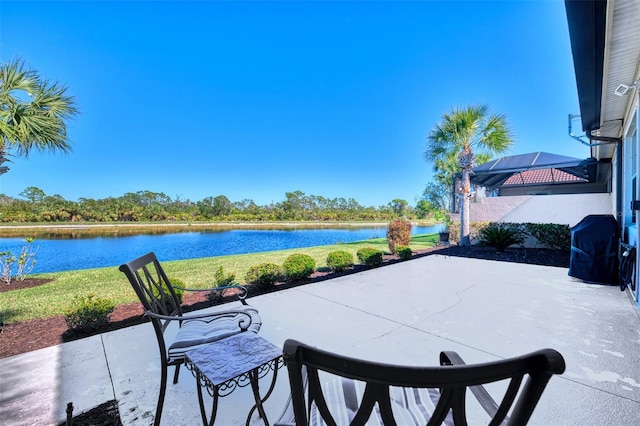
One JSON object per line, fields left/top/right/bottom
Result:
{"left": 0, "top": 58, "right": 77, "bottom": 175}
{"left": 425, "top": 105, "right": 513, "bottom": 246}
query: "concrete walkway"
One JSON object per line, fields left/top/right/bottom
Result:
{"left": 1, "top": 255, "right": 640, "bottom": 425}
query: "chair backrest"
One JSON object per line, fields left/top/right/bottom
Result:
{"left": 282, "top": 339, "right": 566, "bottom": 426}
{"left": 119, "top": 252, "right": 184, "bottom": 333}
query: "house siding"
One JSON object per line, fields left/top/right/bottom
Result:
{"left": 623, "top": 100, "right": 639, "bottom": 305}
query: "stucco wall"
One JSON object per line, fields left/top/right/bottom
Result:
{"left": 469, "top": 193, "right": 614, "bottom": 226}
{"left": 469, "top": 196, "right": 529, "bottom": 223}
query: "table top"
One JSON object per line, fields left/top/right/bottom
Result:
{"left": 186, "top": 333, "right": 282, "bottom": 387}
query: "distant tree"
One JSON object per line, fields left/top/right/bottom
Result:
{"left": 414, "top": 199, "right": 433, "bottom": 219}
{"left": 232, "top": 198, "right": 259, "bottom": 215}
{"left": 197, "top": 195, "right": 232, "bottom": 218}
{"left": 19, "top": 186, "right": 46, "bottom": 203}
{"left": 389, "top": 199, "right": 408, "bottom": 217}
{"left": 421, "top": 181, "right": 449, "bottom": 212}
{"left": 0, "top": 58, "right": 78, "bottom": 175}
{"left": 122, "top": 190, "right": 171, "bottom": 206}
{"left": 40, "top": 194, "right": 77, "bottom": 221}
{"left": 425, "top": 105, "right": 512, "bottom": 245}
{"left": 197, "top": 196, "right": 216, "bottom": 218}
{"left": 78, "top": 197, "right": 111, "bottom": 221}
{"left": 166, "top": 196, "right": 198, "bottom": 220}
{"left": 212, "top": 195, "right": 232, "bottom": 216}
{"left": 276, "top": 190, "right": 316, "bottom": 220}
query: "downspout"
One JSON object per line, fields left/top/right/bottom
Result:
{"left": 568, "top": 114, "right": 621, "bottom": 146}
{"left": 616, "top": 143, "right": 623, "bottom": 226}
{"left": 568, "top": 114, "right": 623, "bottom": 227}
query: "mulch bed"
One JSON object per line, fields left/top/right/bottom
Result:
{"left": 445, "top": 245, "right": 570, "bottom": 268}
{"left": 0, "top": 277, "right": 55, "bottom": 293}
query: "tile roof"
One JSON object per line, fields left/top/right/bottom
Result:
{"left": 502, "top": 168, "right": 587, "bottom": 186}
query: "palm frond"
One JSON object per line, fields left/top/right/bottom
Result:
{"left": 425, "top": 104, "right": 514, "bottom": 185}
{"left": 0, "top": 57, "right": 77, "bottom": 161}
{"left": 0, "top": 58, "right": 39, "bottom": 96}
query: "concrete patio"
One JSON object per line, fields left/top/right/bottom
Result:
{"left": 1, "top": 254, "right": 640, "bottom": 425}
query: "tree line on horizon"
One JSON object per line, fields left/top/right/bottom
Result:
{"left": 0, "top": 187, "right": 438, "bottom": 223}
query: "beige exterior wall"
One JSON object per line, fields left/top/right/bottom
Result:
{"left": 469, "top": 193, "right": 614, "bottom": 226}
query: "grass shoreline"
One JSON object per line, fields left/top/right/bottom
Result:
{"left": 0, "top": 220, "right": 439, "bottom": 238}
{"left": 0, "top": 233, "right": 439, "bottom": 324}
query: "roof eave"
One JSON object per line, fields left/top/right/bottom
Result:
{"left": 565, "top": 0, "right": 608, "bottom": 134}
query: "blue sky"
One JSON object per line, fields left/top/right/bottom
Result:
{"left": 0, "top": 0, "right": 589, "bottom": 208}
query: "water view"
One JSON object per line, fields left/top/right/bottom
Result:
{"left": 0, "top": 225, "right": 442, "bottom": 274}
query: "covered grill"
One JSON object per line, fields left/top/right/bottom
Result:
{"left": 568, "top": 215, "right": 619, "bottom": 284}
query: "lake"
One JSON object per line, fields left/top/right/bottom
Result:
{"left": 0, "top": 225, "right": 442, "bottom": 273}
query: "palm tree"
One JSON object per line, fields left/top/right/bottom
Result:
{"left": 431, "top": 149, "right": 492, "bottom": 212}
{"left": 425, "top": 105, "right": 513, "bottom": 246}
{"left": 0, "top": 58, "right": 77, "bottom": 175}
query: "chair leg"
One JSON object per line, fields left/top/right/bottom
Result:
{"left": 173, "top": 363, "right": 181, "bottom": 384}
{"left": 155, "top": 364, "right": 168, "bottom": 426}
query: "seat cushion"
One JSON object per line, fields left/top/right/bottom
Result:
{"left": 167, "top": 306, "right": 261, "bottom": 362}
{"left": 277, "top": 376, "right": 453, "bottom": 426}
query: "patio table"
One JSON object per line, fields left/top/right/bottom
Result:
{"left": 185, "top": 333, "right": 284, "bottom": 426}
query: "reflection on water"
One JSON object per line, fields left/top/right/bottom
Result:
{"left": 0, "top": 225, "right": 442, "bottom": 274}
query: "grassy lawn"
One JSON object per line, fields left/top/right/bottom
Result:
{"left": 0, "top": 234, "right": 439, "bottom": 324}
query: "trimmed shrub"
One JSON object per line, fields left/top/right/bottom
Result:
{"left": 396, "top": 245, "right": 412, "bottom": 260}
{"left": 326, "top": 250, "right": 354, "bottom": 272}
{"left": 214, "top": 266, "right": 236, "bottom": 287}
{"left": 478, "top": 223, "right": 525, "bottom": 252}
{"left": 209, "top": 266, "right": 236, "bottom": 302}
{"left": 447, "top": 221, "right": 489, "bottom": 244}
{"left": 387, "top": 220, "right": 412, "bottom": 254}
{"left": 150, "top": 277, "right": 185, "bottom": 313}
{"left": 166, "top": 277, "right": 185, "bottom": 303}
{"left": 523, "top": 223, "right": 571, "bottom": 251}
{"left": 64, "top": 293, "right": 115, "bottom": 331}
{"left": 244, "top": 263, "right": 283, "bottom": 290}
{"left": 357, "top": 247, "right": 383, "bottom": 267}
{"left": 283, "top": 253, "right": 316, "bottom": 281}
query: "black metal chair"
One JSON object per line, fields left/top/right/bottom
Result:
{"left": 276, "top": 339, "right": 565, "bottom": 426}
{"left": 119, "top": 252, "right": 262, "bottom": 426}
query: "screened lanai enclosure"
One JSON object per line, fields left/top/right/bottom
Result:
{"left": 469, "top": 152, "right": 610, "bottom": 197}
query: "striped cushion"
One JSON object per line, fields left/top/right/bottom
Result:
{"left": 168, "top": 307, "right": 261, "bottom": 362}
{"left": 278, "top": 376, "right": 454, "bottom": 426}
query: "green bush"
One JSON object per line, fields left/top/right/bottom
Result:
{"left": 326, "top": 250, "right": 354, "bottom": 272}
{"left": 166, "top": 277, "right": 185, "bottom": 302}
{"left": 523, "top": 223, "right": 571, "bottom": 251}
{"left": 434, "top": 209, "right": 454, "bottom": 227}
{"left": 386, "top": 219, "right": 412, "bottom": 254}
{"left": 151, "top": 277, "right": 184, "bottom": 313}
{"left": 214, "top": 266, "right": 236, "bottom": 287}
{"left": 209, "top": 266, "right": 236, "bottom": 302}
{"left": 396, "top": 245, "right": 412, "bottom": 260}
{"left": 357, "top": 247, "right": 383, "bottom": 267}
{"left": 478, "top": 223, "right": 525, "bottom": 252}
{"left": 244, "top": 263, "right": 283, "bottom": 290}
{"left": 447, "top": 221, "right": 488, "bottom": 244}
{"left": 283, "top": 253, "right": 316, "bottom": 281}
{"left": 64, "top": 293, "right": 115, "bottom": 331}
